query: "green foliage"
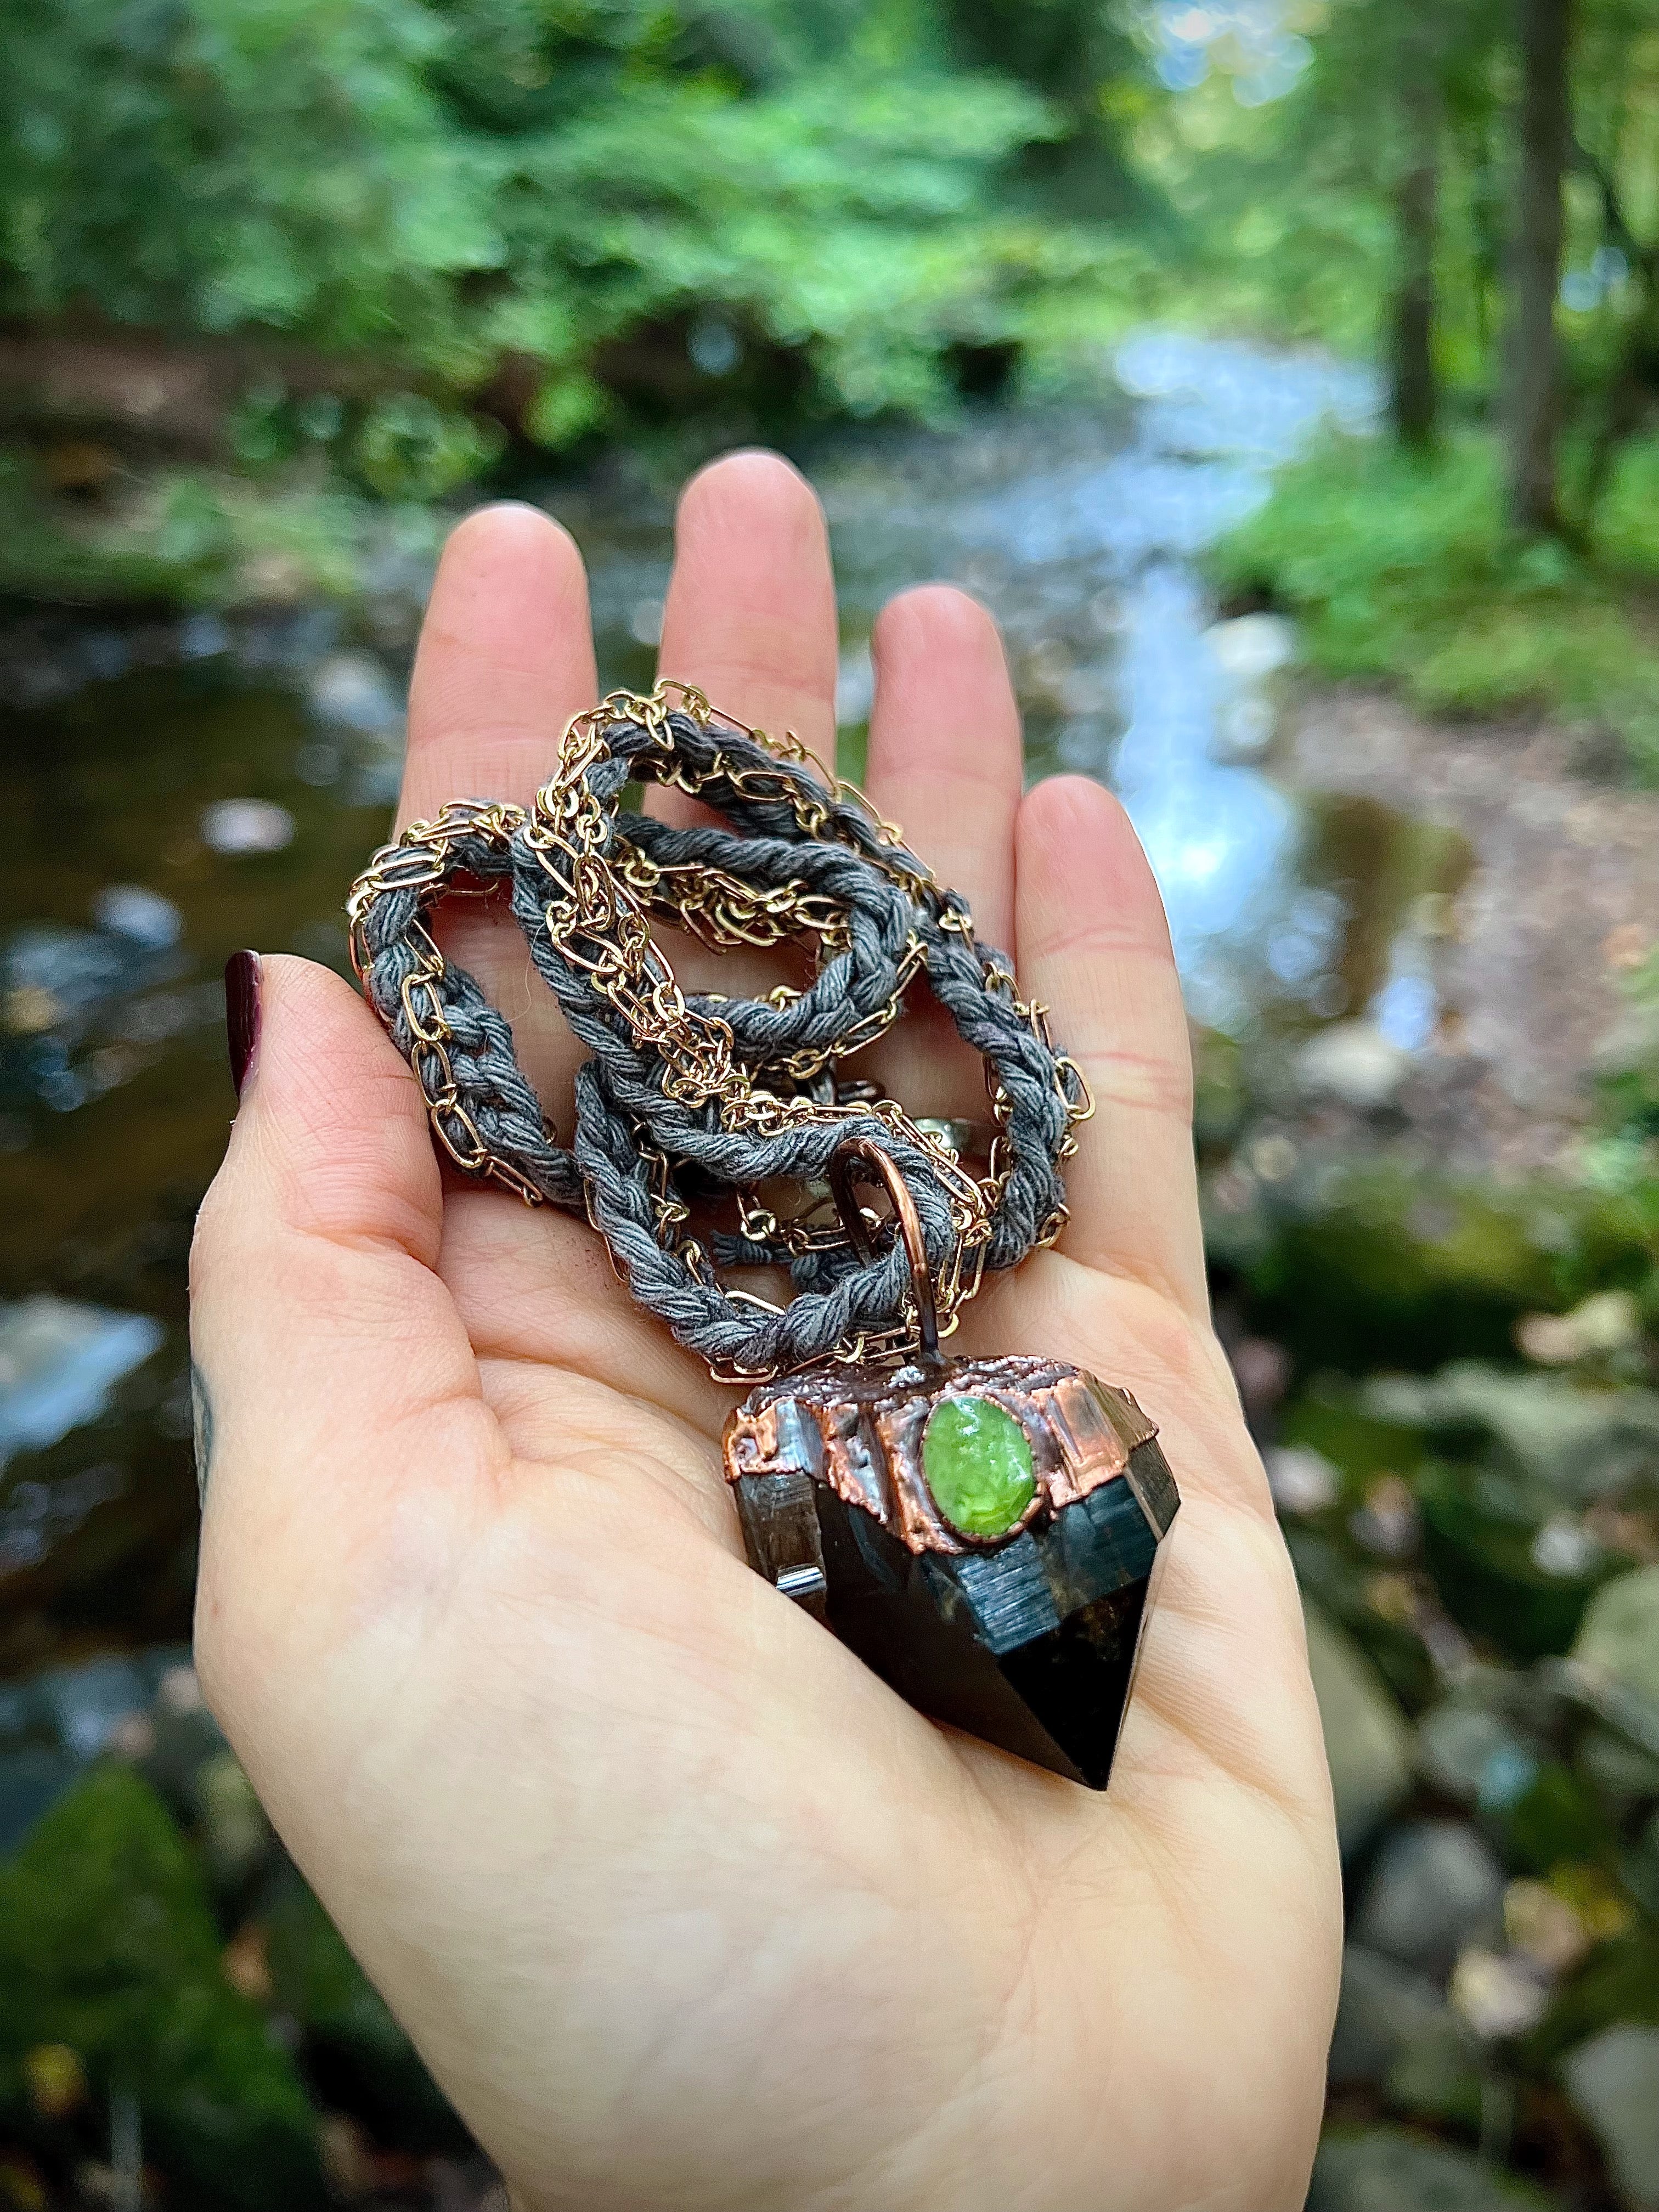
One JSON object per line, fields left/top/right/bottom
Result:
{"left": 349, "top": 392, "right": 504, "bottom": 498}
{"left": 0, "top": 1764, "right": 325, "bottom": 2211}
{"left": 1123, "top": 0, "right": 1520, "bottom": 366}
{"left": 1596, "top": 954, "right": 1659, "bottom": 1201}
{"left": 1501, "top": 1760, "right": 1621, "bottom": 1876}
{"left": 1210, "top": 432, "right": 1659, "bottom": 778}
{"left": 0, "top": 0, "right": 1155, "bottom": 444}
{"left": 1138, "top": 0, "right": 1659, "bottom": 382}
{"left": 1530, "top": 1927, "right": 1659, "bottom": 2057}
{"left": 2, "top": 0, "right": 498, "bottom": 366}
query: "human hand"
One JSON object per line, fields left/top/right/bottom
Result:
{"left": 190, "top": 454, "right": 1341, "bottom": 2212}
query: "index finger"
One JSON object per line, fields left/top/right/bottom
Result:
{"left": 392, "top": 501, "right": 600, "bottom": 1115}
{"left": 398, "top": 502, "right": 597, "bottom": 830}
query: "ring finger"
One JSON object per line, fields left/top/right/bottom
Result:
{"left": 858, "top": 584, "right": 1023, "bottom": 1125}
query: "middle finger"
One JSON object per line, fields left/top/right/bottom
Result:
{"left": 653, "top": 450, "right": 840, "bottom": 801}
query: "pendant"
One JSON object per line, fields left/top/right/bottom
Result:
{"left": 721, "top": 1138, "right": 1180, "bottom": 1790}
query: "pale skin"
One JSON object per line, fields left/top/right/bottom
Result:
{"left": 190, "top": 452, "right": 1342, "bottom": 2212}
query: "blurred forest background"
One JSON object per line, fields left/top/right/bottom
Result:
{"left": 12, "top": 0, "right": 1659, "bottom": 763}
{"left": 7, "top": 3, "right": 1659, "bottom": 2211}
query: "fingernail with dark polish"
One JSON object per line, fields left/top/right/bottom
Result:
{"left": 225, "top": 951, "right": 262, "bottom": 1099}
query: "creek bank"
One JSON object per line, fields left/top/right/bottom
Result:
{"left": 1280, "top": 685, "right": 1659, "bottom": 1176}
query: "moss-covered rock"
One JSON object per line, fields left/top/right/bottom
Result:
{"left": 1227, "top": 1168, "right": 1564, "bottom": 1376}
{"left": 1308, "top": 2126, "right": 1559, "bottom": 2209}
{"left": 1366, "top": 1368, "right": 1659, "bottom": 1504}
{"left": 1573, "top": 1568, "right": 1659, "bottom": 1710}
{"left": 0, "top": 1763, "right": 325, "bottom": 2211}
{"left": 1415, "top": 1460, "right": 1620, "bottom": 1660}
{"left": 1304, "top": 1600, "right": 1414, "bottom": 1857}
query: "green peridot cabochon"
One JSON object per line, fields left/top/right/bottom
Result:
{"left": 921, "top": 1394, "right": 1037, "bottom": 1539}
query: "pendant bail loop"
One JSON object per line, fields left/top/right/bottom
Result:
{"left": 825, "top": 1135, "right": 940, "bottom": 1368}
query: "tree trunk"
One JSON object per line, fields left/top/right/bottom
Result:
{"left": 1504, "top": 0, "right": 1574, "bottom": 532}
{"left": 1470, "top": 122, "right": 1502, "bottom": 359}
{"left": 1390, "top": 46, "right": 1440, "bottom": 449}
{"left": 1573, "top": 151, "right": 1659, "bottom": 528}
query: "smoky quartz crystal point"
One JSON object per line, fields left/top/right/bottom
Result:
{"left": 722, "top": 1355, "right": 1180, "bottom": 1790}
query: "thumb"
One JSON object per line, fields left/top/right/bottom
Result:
{"left": 189, "top": 953, "right": 495, "bottom": 1734}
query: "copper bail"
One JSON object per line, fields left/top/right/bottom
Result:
{"left": 825, "top": 1135, "right": 941, "bottom": 1368}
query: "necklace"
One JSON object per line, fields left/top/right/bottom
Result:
{"left": 347, "top": 681, "right": 1179, "bottom": 1788}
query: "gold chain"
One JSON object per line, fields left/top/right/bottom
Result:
{"left": 347, "top": 683, "right": 1094, "bottom": 1374}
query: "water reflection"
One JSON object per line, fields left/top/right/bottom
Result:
{"left": 1112, "top": 562, "right": 1302, "bottom": 1029}
{"left": 0, "top": 656, "right": 392, "bottom": 1663}
{"left": 0, "top": 1298, "right": 162, "bottom": 1471}
{"left": 1044, "top": 335, "right": 1380, "bottom": 1031}
{"left": 820, "top": 330, "right": 1386, "bottom": 1034}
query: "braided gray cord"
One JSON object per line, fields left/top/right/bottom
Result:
{"left": 349, "top": 696, "right": 1086, "bottom": 1379}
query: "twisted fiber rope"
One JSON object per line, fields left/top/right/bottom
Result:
{"left": 358, "top": 707, "right": 1073, "bottom": 1375}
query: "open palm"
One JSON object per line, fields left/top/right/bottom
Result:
{"left": 191, "top": 454, "right": 1340, "bottom": 2212}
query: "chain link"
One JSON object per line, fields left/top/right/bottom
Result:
{"left": 348, "top": 683, "right": 1094, "bottom": 1370}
